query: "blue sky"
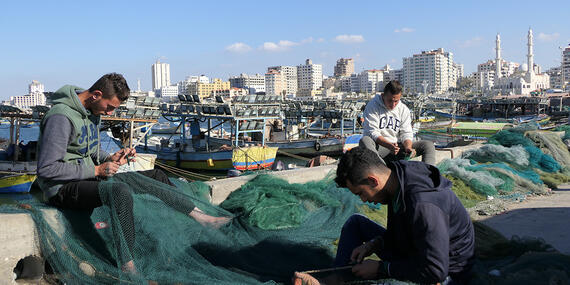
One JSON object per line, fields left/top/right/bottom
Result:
{"left": 1, "top": 0, "right": 568, "bottom": 100}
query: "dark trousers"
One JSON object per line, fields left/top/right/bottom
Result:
{"left": 359, "top": 135, "right": 436, "bottom": 165}
{"left": 334, "top": 214, "right": 387, "bottom": 267}
{"left": 47, "top": 169, "right": 191, "bottom": 264}
{"left": 335, "top": 214, "right": 466, "bottom": 284}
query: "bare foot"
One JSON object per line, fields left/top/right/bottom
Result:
{"left": 189, "top": 208, "right": 231, "bottom": 229}
{"left": 293, "top": 272, "right": 321, "bottom": 285}
{"left": 121, "top": 260, "right": 137, "bottom": 274}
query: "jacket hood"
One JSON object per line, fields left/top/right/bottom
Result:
{"left": 51, "top": 85, "right": 89, "bottom": 116}
{"left": 388, "top": 160, "right": 452, "bottom": 213}
{"left": 372, "top": 94, "right": 387, "bottom": 110}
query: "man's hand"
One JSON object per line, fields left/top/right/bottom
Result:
{"left": 352, "top": 260, "right": 380, "bottom": 279}
{"left": 388, "top": 143, "right": 400, "bottom": 155}
{"left": 95, "top": 162, "right": 120, "bottom": 178}
{"left": 110, "top": 148, "right": 137, "bottom": 166}
{"left": 351, "top": 242, "right": 374, "bottom": 264}
{"left": 403, "top": 147, "right": 416, "bottom": 159}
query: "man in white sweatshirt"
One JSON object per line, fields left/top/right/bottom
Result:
{"left": 360, "top": 80, "right": 435, "bottom": 165}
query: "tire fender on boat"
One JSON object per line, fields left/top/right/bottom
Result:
{"left": 314, "top": 141, "right": 321, "bottom": 152}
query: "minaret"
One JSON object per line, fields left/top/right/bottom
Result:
{"left": 495, "top": 33, "right": 502, "bottom": 80}
{"left": 137, "top": 79, "right": 141, "bottom": 92}
{"left": 527, "top": 28, "right": 534, "bottom": 78}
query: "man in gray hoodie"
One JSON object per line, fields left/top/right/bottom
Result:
{"left": 360, "top": 80, "right": 435, "bottom": 165}
{"left": 37, "top": 73, "right": 229, "bottom": 273}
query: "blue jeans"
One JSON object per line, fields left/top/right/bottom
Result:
{"left": 334, "top": 214, "right": 386, "bottom": 267}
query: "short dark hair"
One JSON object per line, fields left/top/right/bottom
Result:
{"left": 335, "top": 147, "right": 387, "bottom": 188}
{"left": 383, "top": 80, "right": 402, "bottom": 96}
{"left": 89, "top": 73, "right": 130, "bottom": 101}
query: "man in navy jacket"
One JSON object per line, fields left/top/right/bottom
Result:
{"left": 334, "top": 147, "right": 474, "bottom": 284}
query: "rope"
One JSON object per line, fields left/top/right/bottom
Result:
{"left": 277, "top": 149, "right": 311, "bottom": 161}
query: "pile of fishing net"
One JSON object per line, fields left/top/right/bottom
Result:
{"left": 3, "top": 163, "right": 570, "bottom": 284}
{"left": 439, "top": 124, "right": 570, "bottom": 206}
{"left": 7, "top": 172, "right": 381, "bottom": 284}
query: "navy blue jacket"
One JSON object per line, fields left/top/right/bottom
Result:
{"left": 379, "top": 160, "right": 474, "bottom": 283}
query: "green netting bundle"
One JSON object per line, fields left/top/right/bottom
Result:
{"left": 462, "top": 144, "right": 530, "bottom": 169}
{"left": 220, "top": 174, "right": 341, "bottom": 230}
{"left": 554, "top": 124, "right": 570, "bottom": 140}
{"left": 488, "top": 129, "right": 534, "bottom": 147}
{"left": 438, "top": 159, "right": 547, "bottom": 197}
{"left": 20, "top": 171, "right": 371, "bottom": 284}
{"left": 488, "top": 130, "right": 561, "bottom": 173}
{"left": 526, "top": 131, "right": 570, "bottom": 168}
{"left": 438, "top": 158, "right": 507, "bottom": 196}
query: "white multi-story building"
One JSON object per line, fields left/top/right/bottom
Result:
{"left": 177, "top": 75, "right": 209, "bottom": 95}
{"left": 156, "top": 85, "right": 179, "bottom": 100}
{"left": 350, "top": 70, "right": 384, "bottom": 93}
{"left": 268, "top": 66, "right": 297, "bottom": 96}
{"left": 265, "top": 69, "right": 285, "bottom": 96}
{"left": 563, "top": 45, "right": 570, "bottom": 90}
{"left": 297, "top": 59, "right": 323, "bottom": 96}
{"left": 152, "top": 60, "right": 170, "bottom": 90}
{"left": 10, "top": 80, "right": 46, "bottom": 109}
{"left": 402, "top": 48, "right": 458, "bottom": 94}
{"left": 229, "top": 73, "right": 265, "bottom": 94}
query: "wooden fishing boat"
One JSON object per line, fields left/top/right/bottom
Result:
{"left": 0, "top": 173, "right": 36, "bottom": 193}
{"left": 155, "top": 145, "right": 278, "bottom": 171}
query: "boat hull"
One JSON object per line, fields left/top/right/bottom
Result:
{"left": 207, "top": 137, "right": 344, "bottom": 158}
{"left": 156, "top": 146, "right": 278, "bottom": 171}
{"left": 0, "top": 174, "right": 36, "bottom": 193}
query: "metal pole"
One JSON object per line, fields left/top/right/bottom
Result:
{"left": 262, "top": 119, "right": 266, "bottom": 146}
{"left": 14, "top": 119, "right": 20, "bottom": 161}
{"left": 207, "top": 117, "right": 211, "bottom": 151}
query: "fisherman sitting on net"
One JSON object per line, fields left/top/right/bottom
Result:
{"left": 295, "top": 147, "right": 474, "bottom": 285}
{"left": 36, "top": 73, "right": 230, "bottom": 274}
{"left": 360, "top": 80, "right": 436, "bottom": 165}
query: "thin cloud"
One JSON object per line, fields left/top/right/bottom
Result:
{"left": 317, "top": 38, "right": 325, "bottom": 43}
{"left": 394, "top": 27, "right": 415, "bottom": 33}
{"left": 459, "top": 36, "right": 483, "bottom": 48}
{"left": 225, "top": 42, "right": 251, "bottom": 53}
{"left": 537, "top": 32, "right": 560, "bottom": 42}
{"left": 258, "top": 38, "right": 320, "bottom": 51}
{"left": 334, "top": 34, "right": 365, "bottom": 44}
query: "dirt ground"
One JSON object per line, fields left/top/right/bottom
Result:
{"left": 476, "top": 184, "right": 570, "bottom": 254}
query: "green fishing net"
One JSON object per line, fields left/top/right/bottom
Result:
{"left": 12, "top": 171, "right": 380, "bottom": 284}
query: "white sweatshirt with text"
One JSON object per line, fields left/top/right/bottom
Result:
{"left": 362, "top": 94, "right": 414, "bottom": 144}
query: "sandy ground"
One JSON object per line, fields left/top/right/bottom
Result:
{"left": 477, "top": 184, "right": 570, "bottom": 254}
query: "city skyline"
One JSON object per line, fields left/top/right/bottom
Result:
{"left": 1, "top": 0, "right": 568, "bottom": 100}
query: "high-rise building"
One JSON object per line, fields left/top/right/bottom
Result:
{"left": 10, "top": 80, "right": 46, "bottom": 109}
{"left": 297, "top": 59, "right": 323, "bottom": 94}
{"left": 265, "top": 69, "right": 285, "bottom": 96}
{"left": 402, "top": 48, "right": 458, "bottom": 94}
{"left": 229, "top": 73, "right": 265, "bottom": 94}
{"left": 334, "top": 58, "right": 354, "bottom": 77}
{"left": 563, "top": 45, "right": 570, "bottom": 89}
{"left": 152, "top": 60, "right": 170, "bottom": 90}
{"left": 267, "top": 66, "right": 297, "bottom": 95}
